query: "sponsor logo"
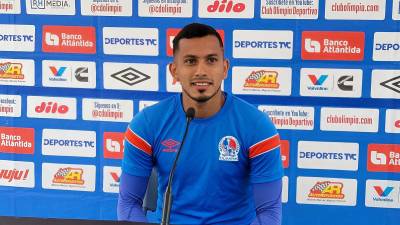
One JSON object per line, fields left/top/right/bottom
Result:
{"left": 233, "top": 30, "right": 293, "bottom": 59}
{"left": 161, "top": 139, "right": 180, "bottom": 153}
{"left": 42, "top": 163, "right": 95, "bottom": 191}
{"left": 280, "top": 140, "right": 289, "bottom": 168}
{"left": 365, "top": 179, "right": 400, "bottom": 208}
{"left": 302, "top": 31, "right": 364, "bottom": 61}
{"left": 42, "top": 60, "right": 96, "bottom": 88}
{"left": 320, "top": 107, "right": 379, "bottom": 132}
{"left": 103, "top": 132, "right": 124, "bottom": 159}
{"left": 166, "top": 28, "right": 225, "bottom": 57}
{"left": 393, "top": 0, "right": 400, "bottom": 20}
{"left": 138, "top": 0, "right": 192, "bottom": 17}
{"left": 374, "top": 32, "right": 400, "bottom": 61}
{"left": 82, "top": 98, "right": 133, "bottom": 122}
{"left": 296, "top": 176, "right": 357, "bottom": 206}
{"left": 103, "top": 27, "right": 158, "bottom": 56}
{"left": 259, "top": 105, "right": 314, "bottom": 130}
{"left": 139, "top": 100, "right": 158, "bottom": 112}
{"left": 368, "top": 144, "right": 400, "bottom": 173}
{"left": 232, "top": 67, "right": 291, "bottom": 96}
{"left": 0, "top": 94, "right": 21, "bottom": 117}
{"left": 325, "top": 0, "right": 385, "bottom": 20}
{"left": 27, "top": 96, "right": 76, "bottom": 120}
{"left": 0, "top": 59, "right": 35, "bottom": 86}
{"left": 260, "top": 0, "right": 319, "bottom": 19}
{"left": 81, "top": 0, "right": 132, "bottom": 16}
{"left": 103, "top": 166, "right": 121, "bottom": 193}
{"left": 103, "top": 62, "right": 158, "bottom": 91}
{"left": 26, "top": 0, "right": 75, "bottom": 15}
{"left": 297, "top": 141, "right": 358, "bottom": 171}
{"left": 199, "top": 0, "right": 254, "bottom": 18}
{"left": 371, "top": 70, "right": 400, "bottom": 99}
{"left": 218, "top": 136, "right": 240, "bottom": 161}
{"left": 0, "top": 0, "right": 21, "bottom": 14}
{"left": 300, "top": 68, "right": 362, "bottom": 97}
{"left": 385, "top": 109, "right": 400, "bottom": 133}
{"left": 0, "top": 24, "right": 35, "bottom": 52}
{"left": 42, "top": 25, "right": 96, "bottom": 54}
{"left": 42, "top": 129, "right": 96, "bottom": 157}
{"left": 0, "top": 160, "right": 34, "bottom": 188}
{"left": 0, "top": 126, "right": 34, "bottom": 154}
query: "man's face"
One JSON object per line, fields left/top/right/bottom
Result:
{"left": 169, "top": 35, "right": 228, "bottom": 103}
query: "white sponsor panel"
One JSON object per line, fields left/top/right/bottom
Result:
{"left": 373, "top": 32, "right": 400, "bottom": 61}
{"left": 81, "top": 0, "right": 132, "bottom": 16}
{"left": 0, "top": 94, "right": 21, "bottom": 117}
{"left": 296, "top": 176, "right": 357, "bottom": 206}
{"left": 139, "top": 100, "right": 159, "bottom": 112}
{"left": 298, "top": 141, "right": 359, "bottom": 171}
{"left": 166, "top": 65, "right": 224, "bottom": 93}
{"left": 385, "top": 109, "right": 400, "bottom": 133}
{"left": 42, "top": 163, "right": 95, "bottom": 192}
{"left": 0, "top": 0, "right": 21, "bottom": 14}
{"left": 139, "top": 1, "right": 192, "bottom": 17}
{"left": 0, "top": 160, "right": 34, "bottom": 188}
{"left": 365, "top": 179, "right": 400, "bottom": 208}
{"left": 258, "top": 105, "right": 314, "bottom": 130}
{"left": 300, "top": 68, "right": 362, "bottom": 98}
{"left": 320, "top": 107, "right": 379, "bottom": 132}
{"left": 199, "top": 0, "right": 254, "bottom": 18}
{"left": 393, "top": 0, "right": 400, "bottom": 20}
{"left": 42, "top": 129, "right": 96, "bottom": 157}
{"left": 371, "top": 70, "right": 400, "bottom": 99}
{"left": 103, "top": 27, "right": 158, "bottom": 56}
{"left": 103, "top": 166, "right": 121, "bottom": 193}
{"left": 0, "top": 58, "right": 35, "bottom": 86}
{"left": 0, "top": 24, "right": 35, "bottom": 52}
{"left": 282, "top": 176, "right": 288, "bottom": 203}
{"left": 103, "top": 62, "right": 158, "bottom": 91}
{"left": 260, "top": 0, "right": 318, "bottom": 19}
{"left": 42, "top": 60, "right": 96, "bottom": 89}
{"left": 233, "top": 30, "right": 293, "bottom": 59}
{"left": 325, "top": 0, "right": 385, "bottom": 20}
{"left": 27, "top": 96, "right": 77, "bottom": 120}
{"left": 26, "top": 0, "right": 75, "bottom": 15}
{"left": 82, "top": 98, "right": 133, "bottom": 122}
{"left": 232, "top": 67, "right": 291, "bottom": 96}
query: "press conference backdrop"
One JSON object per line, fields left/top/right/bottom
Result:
{"left": 0, "top": 0, "right": 399, "bottom": 225}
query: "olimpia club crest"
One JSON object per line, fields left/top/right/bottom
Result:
{"left": 218, "top": 136, "right": 240, "bottom": 161}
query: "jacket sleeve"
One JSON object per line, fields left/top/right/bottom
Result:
{"left": 250, "top": 179, "right": 282, "bottom": 225}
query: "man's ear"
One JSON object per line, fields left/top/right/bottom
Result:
{"left": 223, "top": 59, "right": 229, "bottom": 79}
{"left": 169, "top": 62, "right": 179, "bottom": 82}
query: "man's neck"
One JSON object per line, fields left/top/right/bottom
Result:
{"left": 182, "top": 92, "right": 226, "bottom": 118}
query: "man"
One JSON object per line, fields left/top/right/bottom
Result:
{"left": 118, "top": 23, "right": 283, "bottom": 225}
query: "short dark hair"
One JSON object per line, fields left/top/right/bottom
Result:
{"left": 172, "top": 23, "right": 224, "bottom": 55}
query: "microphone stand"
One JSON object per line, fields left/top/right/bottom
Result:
{"left": 160, "top": 108, "right": 195, "bottom": 225}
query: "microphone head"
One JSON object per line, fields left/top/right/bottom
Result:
{"left": 186, "top": 107, "right": 195, "bottom": 119}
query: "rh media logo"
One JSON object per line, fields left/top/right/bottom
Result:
{"left": 42, "top": 25, "right": 96, "bottom": 54}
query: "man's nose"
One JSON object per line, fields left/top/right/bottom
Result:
{"left": 194, "top": 61, "right": 207, "bottom": 77}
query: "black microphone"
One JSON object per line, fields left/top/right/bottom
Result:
{"left": 161, "top": 107, "right": 195, "bottom": 225}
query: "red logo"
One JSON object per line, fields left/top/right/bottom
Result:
{"left": 0, "top": 126, "right": 34, "bottom": 154}
{"left": 207, "top": 0, "right": 246, "bottom": 13}
{"left": 42, "top": 25, "right": 96, "bottom": 54}
{"left": 166, "top": 28, "right": 225, "bottom": 57}
{"left": 104, "top": 132, "right": 124, "bottom": 159}
{"left": 161, "top": 139, "right": 180, "bottom": 152}
{"left": 395, "top": 120, "right": 400, "bottom": 128}
{"left": 301, "top": 31, "right": 364, "bottom": 61}
{"left": 367, "top": 144, "right": 400, "bottom": 173}
{"left": 0, "top": 169, "right": 30, "bottom": 182}
{"left": 35, "top": 102, "right": 69, "bottom": 114}
{"left": 110, "top": 172, "right": 120, "bottom": 183}
{"left": 280, "top": 140, "right": 289, "bottom": 168}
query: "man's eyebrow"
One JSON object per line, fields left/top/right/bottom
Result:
{"left": 183, "top": 53, "right": 219, "bottom": 58}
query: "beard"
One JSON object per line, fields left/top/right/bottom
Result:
{"left": 182, "top": 86, "right": 221, "bottom": 103}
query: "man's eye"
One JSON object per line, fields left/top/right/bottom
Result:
{"left": 184, "top": 59, "right": 196, "bottom": 64}
{"left": 208, "top": 58, "right": 217, "bottom": 63}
